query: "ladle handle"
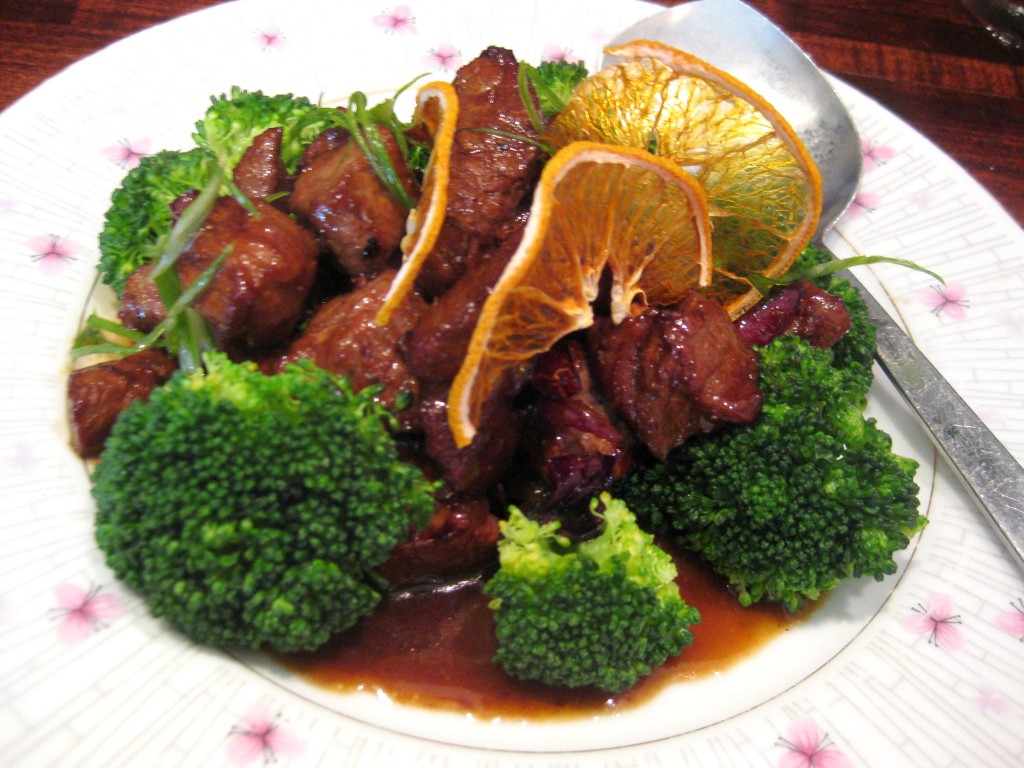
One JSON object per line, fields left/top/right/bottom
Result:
{"left": 844, "top": 271, "right": 1024, "bottom": 571}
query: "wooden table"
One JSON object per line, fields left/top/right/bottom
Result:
{"left": 2, "top": 0, "right": 1022, "bottom": 225}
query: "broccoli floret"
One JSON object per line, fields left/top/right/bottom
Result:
{"left": 827, "top": 277, "right": 876, "bottom": 399}
{"left": 524, "top": 60, "right": 589, "bottom": 118}
{"left": 92, "top": 353, "right": 437, "bottom": 653}
{"left": 483, "top": 493, "right": 700, "bottom": 693}
{"left": 193, "top": 86, "right": 335, "bottom": 174}
{"left": 619, "top": 334, "right": 925, "bottom": 612}
{"left": 97, "top": 147, "right": 211, "bottom": 295}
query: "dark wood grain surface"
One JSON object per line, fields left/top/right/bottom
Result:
{"left": 2, "top": 0, "right": 1022, "bottom": 225}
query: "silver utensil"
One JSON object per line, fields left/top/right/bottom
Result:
{"left": 605, "top": 0, "right": 1024, "bottom": 571}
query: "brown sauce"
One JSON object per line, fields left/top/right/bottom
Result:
{"left": 279, "top": 549, "right": 811, "bottom": 720}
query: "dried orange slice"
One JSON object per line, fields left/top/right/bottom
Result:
{"left": 546, "top": 40, "right": 822, "bottom": 317}
{"left": 447, "top": 140, "right": 712, "bottom": 447}
{"left": 375, "top": 81, "right": 459, "bottom": 325}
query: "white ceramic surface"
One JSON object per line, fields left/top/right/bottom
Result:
{"left": 2, "top": 1, "right": 1023, "bottom": 765}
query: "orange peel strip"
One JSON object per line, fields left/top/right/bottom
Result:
{"left": 375, "top": 81, "right": 459, "bottom": 326}
{"left": 447, "top": 140, "right": 712, "bottom": 448}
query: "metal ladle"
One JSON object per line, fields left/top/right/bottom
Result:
{"left": 605, "top": 0, "right": 1024, "bottom": 571}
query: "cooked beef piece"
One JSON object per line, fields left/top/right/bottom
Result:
{"left": 529, "top": 339, "right": 588, "bottom": 399}
{"left": 588, "top": 292, "right": 763, "bottom": 459}
{"left": 67, "top": 349, "right": 177, "bottom": 458}
{"left": 297, "top": 125, "right": 343, "bottom": 166}
{"left": 119, "top": 263, "right": 164, "bottom": 333}
{"left": 445, "top": 48, "right": 542, "bottom": 237}
{"left": 415, "top": 47, "right": 545, "bottom": 295}
{"left": 169, "top": 188, "right": 199, "bottom": 219}
{"left": 119, "top": 197, "right": 319, "bottom": 351}
{"left": 414, "top": 376, "right": 523, "bottom": 496}
{"left": 376, "top": 496, "right": 500, "bottom": 588}
{"left": 736, "top": 278, "right": 852, "bottom": 349}
{"left": 232, "top": 126, "right": 288, "bottom": 201}
{"left": 405, "top": 225, "right": 523, "bottom": 382}
{"left": 276, "top": 269, "right": 427, "bottom": 413}
{"left": 290, "top": 125, "right": 417, "bottom": 278}
{"left": 184, "top": 197, "right": 318, "bottom": 349}
{"left": 524, "top": 340, "right": 634, "bottom": 511}
{"left": 119, "top": 186, "right": 199, "bottom": 333}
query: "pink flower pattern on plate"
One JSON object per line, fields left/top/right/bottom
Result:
{"left": 998, "top": 309, "right": 1024, "bottom": 337}
{"left": 994, "top": 597, "right": 1024, "bottom": 640}
{"left": 861, "top": 139, "right": 895, "bottom": 172}
{"left": 373, "top": 5, "right": 416, "bottom": 35}
{"left": 5, "top": 439, "right": 37, "bottom": 473}
{"left": 974, "top": 685, "right": 1009, "bottom": 714}
{"left": 906, "top": 188, "right": 938, "bottom": 211}
{"left": 842, "top": 190, "right": 880, "bottom": 221}
{"left": 920, "top": 282, "right": 969, "bottom": 320}
{"left": 100, "top": 138, "right": 152, "bottom": 169}
{"left": 28, "top": 234, "right": 80, "bottom": 276}
{"left": 426, "top": 43, "right": 461, "bottom": 71}
{"left": 776, "top": 719, "right": 853, "bottom": 768}
{"left": 254, "top": 27, "right": 285, "bottom": 49}
{"left": 541, "top": 44, "right": 580, "bottom": 63}
{"left": 227, "top": 704, "right": 306, "bottom": 766}
{"left": 903, "top": 592, "right": 965, "bottom": 650}
{"left": 51, "top": 583, "right": 123, "bottom": 645}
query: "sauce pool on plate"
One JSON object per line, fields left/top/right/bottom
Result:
{"left": 279, "top": 548, "right": 810, "bottom": 719}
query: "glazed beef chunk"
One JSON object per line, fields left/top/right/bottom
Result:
{"left": 415, "top": 47, "right": 545, "bottom": 295}
{"left": 376, "top": 496, "right": 500, "bottom": 588}
{"left": 184, "top": 198, "right": 319, "bottom": 350}
{"left": 737, "top": 279, "right": 852, "bottom": 349}
{"left": 119, "top": 197, "right": 319, "bottom": 352}
{"left": 118, "top": 263, "right": 165, "bottom": 333}
{"left": 588, "top": 292, "right": 763, "bottom": 460}
{"left": 523, "top": 340, "right": 634, "bottom": 512}
{"left": 67, "top": 349, "right": 177, "bottom": 458}
{"left": 291, "top": 125, "right": 417, "bottom": 278}
{"left": 276, "top": 269, "right": 426, "bottom": 412}
{"left": 405, "top": 225, "right": 523, "bottom": 383}
{"left": 414, "top": 376, "right": 523, "bottom": 497}
{"left": 232, "top": 126, "right": 288, "bottom": 202}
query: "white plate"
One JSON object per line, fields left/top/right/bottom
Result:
{"left": 2, "top": 0, "right": 1023, "bottom": 765}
